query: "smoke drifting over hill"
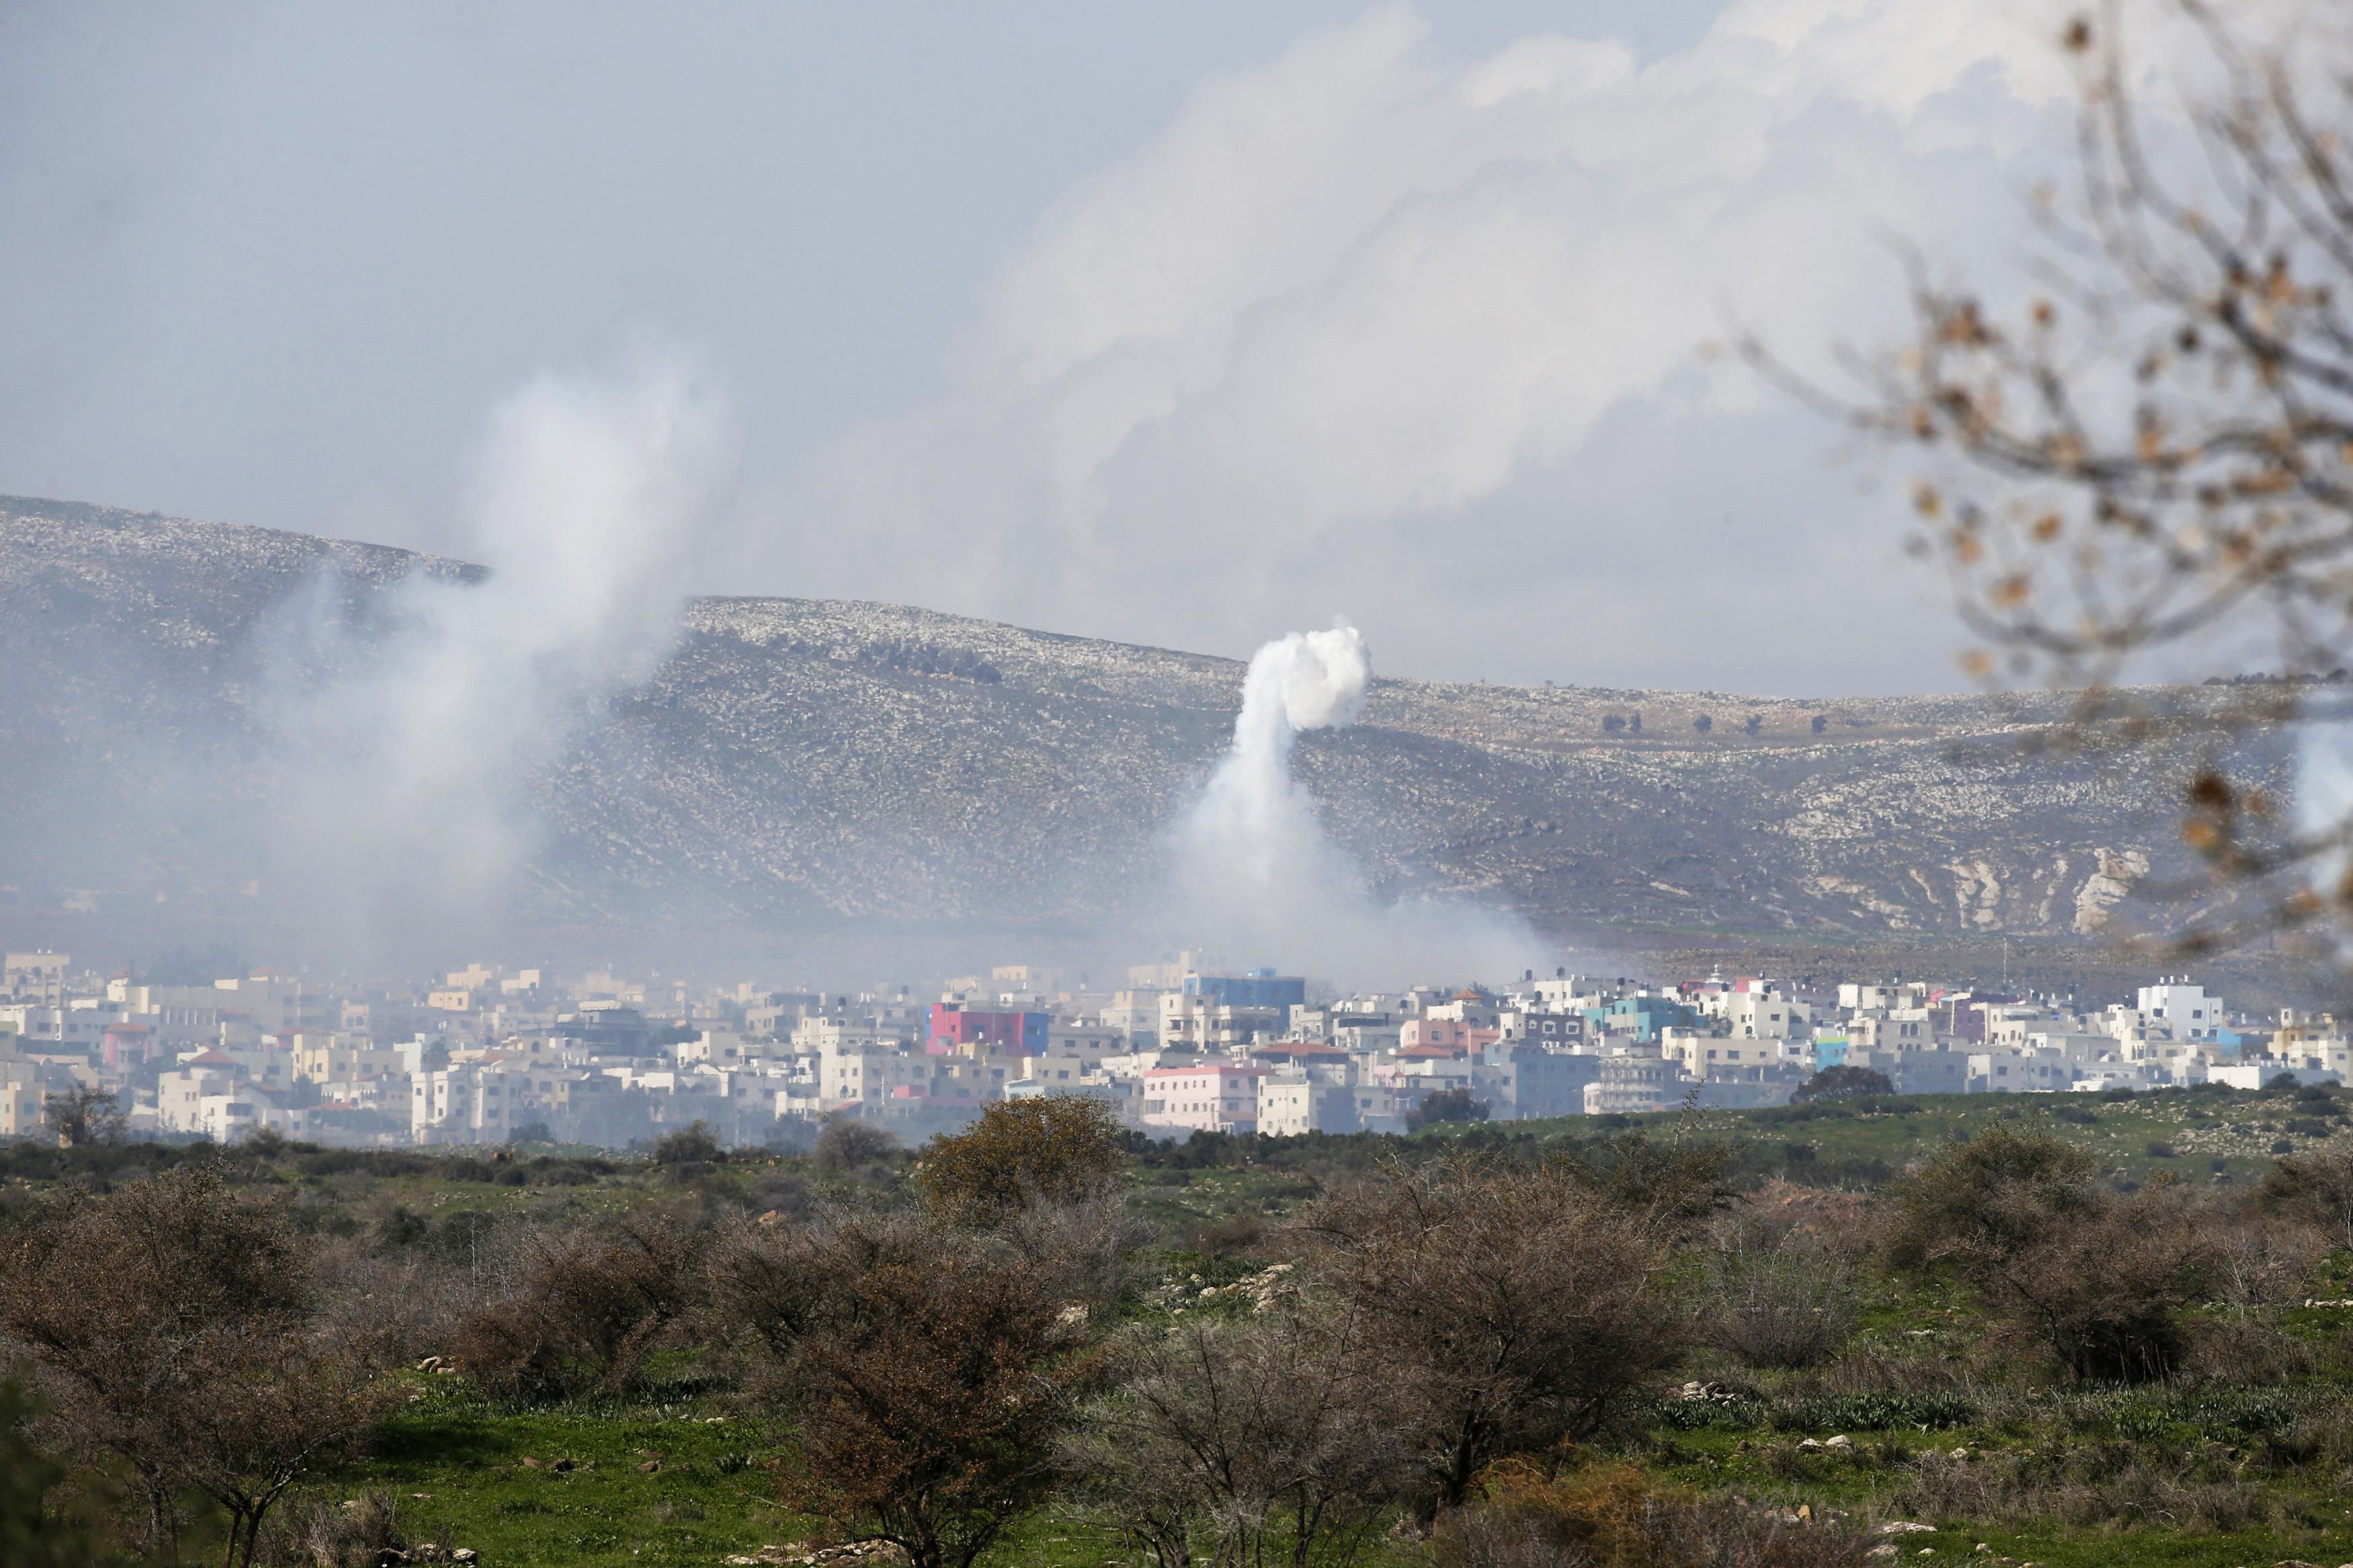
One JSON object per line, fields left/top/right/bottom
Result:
{"left": 254, "top": 356, "right": 735, "bottom": 954}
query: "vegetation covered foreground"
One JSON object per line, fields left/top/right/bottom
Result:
{"left": 20, "top": 1088, "right": 2353, "bottom": 1565}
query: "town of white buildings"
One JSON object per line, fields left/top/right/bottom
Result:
{"left": 0, "top": 946, "right": 2338, "bottom": 1147}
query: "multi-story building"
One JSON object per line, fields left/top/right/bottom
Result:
{"left": 0, "top": 1062, "right": 45, "bottom": 1137}
{"left": 3, "top": 952, "right": 69, "bottom": 1007}
{"left": 411, "top": 1064, "right": 515, "bottom": 1144}
{"left": 1140, "top": 1061, "right": 1269, "bottom": 1135}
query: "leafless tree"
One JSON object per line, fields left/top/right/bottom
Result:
{"left": 1300, "top": 1155, "right": 1681, "bottom": 1520}
{"left": 1060, "top": 1303, "right": 1407, "bottom": 1568}
{"left": 0, "top": 1166, "right": 387, "bottom": 1567}
{"left": 1755, "top": 0, "right": 2353, "bottom": 958}
{"left": 715, "top": 1210, "right": 1104, "bottom": 1568}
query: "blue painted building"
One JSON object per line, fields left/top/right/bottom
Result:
{"left": 1184, "top": 968, "right": 1307, "bottom": 1011}
{"left": 1581, "top": 995, "right": 1702, "bottom": 1043}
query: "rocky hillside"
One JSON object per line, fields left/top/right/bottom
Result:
{"left": 0, "top": 494, "right": 2275, "bottom": 941}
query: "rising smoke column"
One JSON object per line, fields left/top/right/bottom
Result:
{"left": 1176, "top": 616, "right": 1545, "bottom": 985}
{"left": 1185, "top": 618, "right": 1371, "bottom": 904}
{"left": 261, "top": 352, "right": 735, "bottom": 954}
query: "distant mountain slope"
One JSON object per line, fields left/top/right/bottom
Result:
{"left": 0, "top": 494, "right": 2264, "bottom": 939}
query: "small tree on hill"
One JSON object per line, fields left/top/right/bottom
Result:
{"left": 42, "top": 1086, "right": 124, "bottom": 1148}
{"left": 1792, "top": 1065, "right": 1896, "bottom": 1102}
{"left": 1062, "top": 1305, "right": 1407, "bottom": 1568}
{"left": 749, "top": 1216, "right": 1103, "bottom": 1568}
{"left": 1302, "top": 1155, "right": 1679, "bottom": 1518}
{"left": 1404, "top": 1087, "right": 1489, "bottom": 1130}
{"left": 811, "top": 1116, "right": 896, "bottom": 1173}
{"left": 916, "top": 1096, "right": 1125, "bottom": 1227}
{"left": 650, "top": 1120, "right": 724, "bottom": 1165}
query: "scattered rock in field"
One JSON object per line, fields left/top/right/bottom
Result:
{"left": 724, "top": 1542, "right": 910, "bottom": 1566}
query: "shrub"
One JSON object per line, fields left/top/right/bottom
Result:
{"left": 1408, "top": 1087, "right": 1492, "bottom": 1130}
{"left": 0, "top": 1168, "right": 386, "bottom": 1567}
{"left": 1791, "top": 1066, "right": 1894, "bottom": 1103}
{"left": 1062, "top": 1307, "right": 1406, "bottom": 1568}
{"left": 1427, "top": 1461, "right": 1873, "bottom": 1568}
{"left": 253, "top": 1489, "right": 408, "bottom": 1568}
{"left": 2256, "top": 1146, "right": 2353, "bottom": 1250}
{"left": 449, "top": 1217, "right": 705, "bottom": 1401}
{"left": 1889, "top": 1128, "right": 2219, "bottom": 1381}
{"left": 1556, "top": 1132, "right": 1737, "bottom": 1237}
{"left": 1704, "top": 1229, "right": 1856, "bottom": 1372}
{"left": 914, "top": 1098, "right": 1124, "bottom": 1225}
{"left": 811, "top": 1118, "right": 897, "bottom": 1173}
{"left": 651, "top": 1122, "right": 725, "bottom": 1165}
{"left": 1305, "top": 1155, "right": 1681, "bottom": 1516}
{"left": 754, "top": 1217, "right": 1102, "bottom": 1568}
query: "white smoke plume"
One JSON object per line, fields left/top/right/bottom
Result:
{"left": 1179, "top": 618, "right": 1542, "bottom": 987}
{"left": 1188, "top": 620, "right": 1372, "bottom": 893}
{"left": 260, "top": 353, "right": 736, "bottom": 954}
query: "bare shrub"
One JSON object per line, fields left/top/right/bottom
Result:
{"left": 252, "top": 1488, "right": 407, "bottom": 1568}
{"left": 746, "top": 1214, "right": 1103, "bottom": 1568}
{"left": 311, "top": 1237, "right": 479, "bottom": 1368}
{"left": 1186, "top": 1208, "right": 1267, "bottom": 1257}
{"left": 0, "top": 1167, "right": 387, "bottom": 1567}
{"left": 2183, "top": 1315, "right": 2319, "bottom": 1387}
{"left": 448, "top": 1214, "right": 705, "bottom": 1402}
{"left": 1426, "top": 1462, "right": 1873, "bottom": 1568}
{"left": 1702, "top": 1214, "right": 1857, "bottom": 1372}
{"left": 1060, "top": 1305, "right": 1406, "bottom": 1568}
{"left": 1893, "top": 1447, "right": 2313, "bottom": 1537}
{"left": 2256, "top": 1148, "right": 2353, "bottom": 1253}
{"left": 1304, "top": 1155, "right": 1681, "bottom": 1517}
{"left": 1889, "top": 1126, "right": 2220, "bottom": 1381}
{"left": 995, "top": 1191, "right": 1151, "bottom": 1311}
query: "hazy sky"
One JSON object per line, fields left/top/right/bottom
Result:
{"left": 3, "top": 1, "right": 2086, "bottom": 696}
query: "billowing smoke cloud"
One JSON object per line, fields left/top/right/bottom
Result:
{"left": 258, "top": 354, "right": 736, "bottom": 954}
{"left": 1177, "top": 618, "right": 1542, "bottom": 987}
{"left": 772, "top": 0, "right": 2090, "bottom": 694}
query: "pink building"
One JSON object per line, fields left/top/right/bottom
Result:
{"left": 102, "top": 1022, "right": 155, "bottom": 1070}
{"left": 1142, "top": 1061, "right": 1269, "bottom": 1135}
{"left": 928, "top": 1003, "right": 1048, "bottom": 1056}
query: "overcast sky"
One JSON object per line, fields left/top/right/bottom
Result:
{"left": 2, "top": 0, "right": 2095, "bottom": 696}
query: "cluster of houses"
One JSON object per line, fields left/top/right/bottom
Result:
{"left": 0, "top": 945, "right": 2342, "bottom": 1149}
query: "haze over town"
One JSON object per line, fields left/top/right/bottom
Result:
{"left": 16, "top": 5, "right": 2353, "bottom": 1565}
